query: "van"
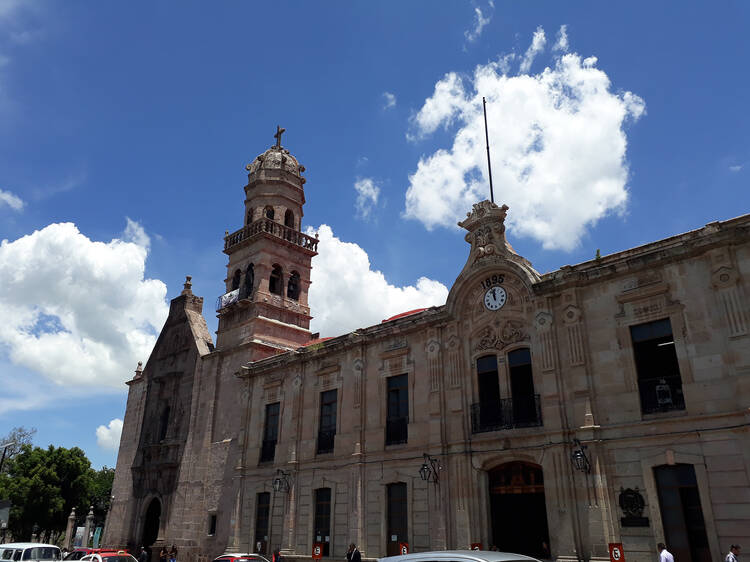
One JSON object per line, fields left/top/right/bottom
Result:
{"left": 0, "top": 543, "right": 62, "bottom": 562}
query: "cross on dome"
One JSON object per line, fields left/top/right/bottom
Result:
{"left": 274, "top": 125, "right": 286, "bottom": 147}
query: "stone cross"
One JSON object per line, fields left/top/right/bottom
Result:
{"left": 274, "top": 125, "right": 286, "bottom": 147}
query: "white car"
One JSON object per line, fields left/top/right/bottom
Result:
{"left": 0, "top": 544, "right": 62, "bottom": 562}
{"left": 379, "top": 551, "right": 542, "bottom": 562}
{"left": 80, "top": 554, "right": 136, "bottom": 562}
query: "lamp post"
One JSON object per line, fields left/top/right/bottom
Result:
{"left": 570, "top": 439, "right": 591, "bottom": 474}
{"left": 418, "top": 454, "right": 441, "bottom": 484}
{"left": 0, "top": 442, "right": 16, "bottom": 473}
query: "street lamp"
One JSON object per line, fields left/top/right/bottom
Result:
{"left": 0, "top": 442, "right": 16, "bottom": 473}
{"left": 418, "top": 454, "right": 441, "bottom": 484}
{"left": 570, "top": 439, "right": 591, "bottom": 474}
{"left": 272, "top": 469, "right": 290, "bottom": 493}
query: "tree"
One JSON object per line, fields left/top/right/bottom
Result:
{"left": 0, "top": 427, "right": 36, "bottom": 473}
{"left": 89, "top": 467, "right": 115, "bottom": 528}
{"left": 0, "top": 445, "right": 94, "bottom": 541}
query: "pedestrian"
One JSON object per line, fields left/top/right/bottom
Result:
{"left": 169, "top": 545, "right": 177, "bottom": 562}
{"left": 61, "top": 548, "right": 69, "bottom": 560}
{"left": 726, "top": 545, "right": 742, "bottom": 562}
{"left": 346, "top": 544, "right": 361, "bottom": 562}
{"left": 138, "top": 547, "right": 149, "bottom": 562}
{"left": 657, "top": 543, "right": 674, "bottom": 562}
{"left": 159, "top": 547, "right": 168, "bottom": 562}
{"left": 272, "top": 549, "right": 283, "bottom": 562}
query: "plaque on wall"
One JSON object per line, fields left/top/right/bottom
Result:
{"left": 619, "top": 487, "right": 649, "bottom": 527}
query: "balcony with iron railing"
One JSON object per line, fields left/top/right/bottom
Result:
{"left": 316, "top": 429, "right": 336, "bottom": 455}
{"left": 471, "top": 395, "right": 542, "bottom": 433}
{"left": 638, "top": 375, "right": 685, "bottom": 414}
{"left": 259, "top": 439, "right": 277, "bottom": 464}
{"left": 385, "top": 416, "right": 408, "bottom": 446}
{"left": 224, "top": 218, "right": 319, "bottom": 254}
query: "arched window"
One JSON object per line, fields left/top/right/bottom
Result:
{"left": 269, "top": 264, "right": 283, "bottom": 295}
{"left": 247, "top": 208, "right": 254, "bottom": 225}
{"left": 244, "top": 263, "right": 254, "bottom": 298}
{"left": 231, "top": 269, "right": 241, "bottom": 291}
{"left": 284, "top": 209, "right": 295, "bottom": 229}
{"left": 287, "top": 271, "right": 300, "bottom": 300}
{"left": 264, "top": 206, "right": 275, "bottom": 220}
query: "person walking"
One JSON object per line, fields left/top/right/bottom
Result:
{"left": 272, "top": 549, "right": 283, "bottom": 562}
{"left": 657, "top": 543, "right": 674, "bottom": 562}
{"left": 346, "top": 544, "right": 361, "bottom": 562}
{"left": 138, "top": 547, "right": 149, "bottom": 562}
{"left": 726, "top": 545, "right": 742, "bottom": 562}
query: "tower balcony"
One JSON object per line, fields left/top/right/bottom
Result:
{"left": 224, "top": 218, "right": 319, "bottom": 255}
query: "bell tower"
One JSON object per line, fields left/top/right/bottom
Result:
{"left": 216, "top": 127, "right": 318, "bottom": 359}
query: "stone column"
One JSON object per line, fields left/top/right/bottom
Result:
{"left": 65, "top": 509, "right": 76, "bottom": 550}
{"left": 83, "top": 506, "right": 94, "bottom": 548}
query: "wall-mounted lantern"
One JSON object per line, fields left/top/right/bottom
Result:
{"left": 272, "top": 469, "right": 290, "bottom": 492}
{"left": 570, "top": 439, "right": 591, "bottom": 473}
{"left": 419, "top": 453, "right": 441, "bottom": 484}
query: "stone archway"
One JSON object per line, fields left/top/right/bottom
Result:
{"left": 488, "top": 461, "right": 550, "bottom": 558}
{"left": 142, "top": 497, "right": 161, "bottom": 548}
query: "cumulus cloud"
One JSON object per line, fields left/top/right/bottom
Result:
{"left": 354, "top": 177, "right": 381, "bottom": 219}
{"left": 0, "top": 188, "right": 23, "bottom": 210}
{"left": 404, "top": 26, "right": 645, "bottom": 251}
{"left": 96, "top": 418, "right": 123, "bottom": 451}
{"left": 464, "top": 4, "right": 492, "bottom": 43}
{"left": 382, "top": 92, "right": 396, "bottom": 109}
{"left": 0, "top": 221, "right": 169, "bottom": 389}
{"left": 307, "top": 225, "right": 448, "bottom": 337}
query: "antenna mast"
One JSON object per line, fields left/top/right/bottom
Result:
{"left": 482, "top": 96, "right": 495, "bottom": 204}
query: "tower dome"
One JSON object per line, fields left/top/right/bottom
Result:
{"left": 245, "top": 126, "right": 305, "bottom": 178}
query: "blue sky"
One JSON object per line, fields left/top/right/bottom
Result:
{"left": 0, "top": 1, "right": 748, "bottom": 468}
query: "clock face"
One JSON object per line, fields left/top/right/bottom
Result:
{"left": 484, "top": 285, "right": 507, "bottom": 311}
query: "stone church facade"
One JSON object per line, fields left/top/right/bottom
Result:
{"left": 104, "top": 134, "right": 750, "bottom": 562}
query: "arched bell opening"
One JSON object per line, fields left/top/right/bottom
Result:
{"left": 142, "top": 497, "right": 161, "bottom": 548}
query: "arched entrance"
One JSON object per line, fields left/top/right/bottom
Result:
{"left": 142, "top": 498, "right": 161, "bottom": 548}
{"left": 488, "top": 462, "right": 550, "bottom": 558}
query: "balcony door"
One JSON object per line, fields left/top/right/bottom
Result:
{"left": 508, "top": 348, "right": 537, "bottom": 425}
{"left": 386, "top": 482, "right": 408, "bottom": 556}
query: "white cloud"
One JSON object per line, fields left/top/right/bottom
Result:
{"left": 0, "top": 221, "right": 169, "bottom": 389}
{"left": 354, "top": 177, "right": 381, "bottom": 219}
{"left": 553, "top": 24, "right": 569, "bottom": 52}
{"left": 729, "top": 164, "right": 743, "bottom": 172}
{"left": 519, "top": 26, "right": 546, "bottom": 73}
{"left": 124, "top": 217, "right": 150, "bottom": 249}
{"left": 96, "top": 418, "right": 123, "bottom": 451}
{"left": 404, "top": 27, "right": 645, "bottom": 251}
{"left": 0, "top": 188, "right": 23, "bottom": 210}
{"left": 307, "top": 225, "right": 448, "bottom": 337}
{"left": 464, "top": 5, "right": 492, "bottom": 43}
{"left": 382, "top": 92, "right": 396, "bottom": 109}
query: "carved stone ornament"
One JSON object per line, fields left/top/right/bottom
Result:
{"left": 458, "top": 201, "right": 511, "bottom": 263}
{"left": 619, "top": 487, "right": 649, "bottom": 527}
{"left": 474, "top": 321, "right": 529, "bottom": 351}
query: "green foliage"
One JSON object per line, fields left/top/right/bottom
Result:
{"left": 0, "top": 442, "right": 113, "bottom": 543}
{"left": 0, "top": 426, "right": 37, "bottom": 472}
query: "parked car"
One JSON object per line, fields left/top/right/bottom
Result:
{"left": 0, "top": 543, "right": 62, "bottom": 562}
{"left": 80, "top": 552, "right": 135, "bottom": 562}
{"left": 379, "top": 551, "right": 542, "bottom": 562}
{"left": 213, "top": 554, "right": 271, "bottom": 562}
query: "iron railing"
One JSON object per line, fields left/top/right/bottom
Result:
{"left": 316, "top": 430, "right": 336, "bottom": 455}
{"left": 470, "top": 395, "right": 542, "bottom": 433}
{"left": 639, "top": 375, "right": 685, "bottom": 414}
{"left": 385, "top": 416, "right": 408, "bottom": 445}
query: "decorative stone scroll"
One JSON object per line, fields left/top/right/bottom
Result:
{"left": 474, "top": 320, "right": 529, "bottom": 352}
{"left": 534, "top": 311, "right": 555, "bottom": 372}
{"left": 712, "top": 266, "right": 748, "bottom": 337}
{"left": 562, "top": 305, "right": 586, "bottom": 366}
{"left": 425, "top": 331, "right": 441, "bottom": 392}
{"left": 352, "top": 358, "right": 363, "bottom": 408}
{"left": 445, "top": 324, "right": 461, "bottom": 388}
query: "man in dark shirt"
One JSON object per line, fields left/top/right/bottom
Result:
{"left": 138, "top": 547, "right": 149, "bottom": 562}
{"left": 346, "top": 544, "right": 361, "bottom": 562}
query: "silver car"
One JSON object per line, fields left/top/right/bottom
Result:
{"left": 379, "top": 551, "right": 542, "bottom": 562}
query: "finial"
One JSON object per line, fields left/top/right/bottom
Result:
{"left": 182, "top": 275, "right": 193, "bottom": 295}
{"left": 274, "top": 125, "right": 286, "bottom": 148}
{"left": 134, "top": 361, "right": 143, "bottom": 378}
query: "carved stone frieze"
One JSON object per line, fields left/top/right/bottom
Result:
{"left": 474, "top": 320, "right": 529, "bottom": 352}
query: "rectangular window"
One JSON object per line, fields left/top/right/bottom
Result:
{"left": 254, "top": 492, "right": 270, "bottom": 555}
{"left": 476, "top": 355, "right": 502, "bottom": 431}
{"left": 386, "top": 482, "right": 408, "bottom": 556}
{"left": 260, "top": 402, "right": 280, "bottom": 463}
{"left": 313, "top": 488, "right": 332, "bottom": 556}
{"left": 630, "top": 318, "right": 685, "bottom": 414}
{"left": 208, "top": 513, "right": 217, "bottom": 536}
{"left": 386, "top": 374, "right": 408, "bottom": 445}
{"left": 317, "top": 389, "right": 337, "bottom": 454}
{"left": 508, "top": 348, "right": 540, "bottom": 426}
